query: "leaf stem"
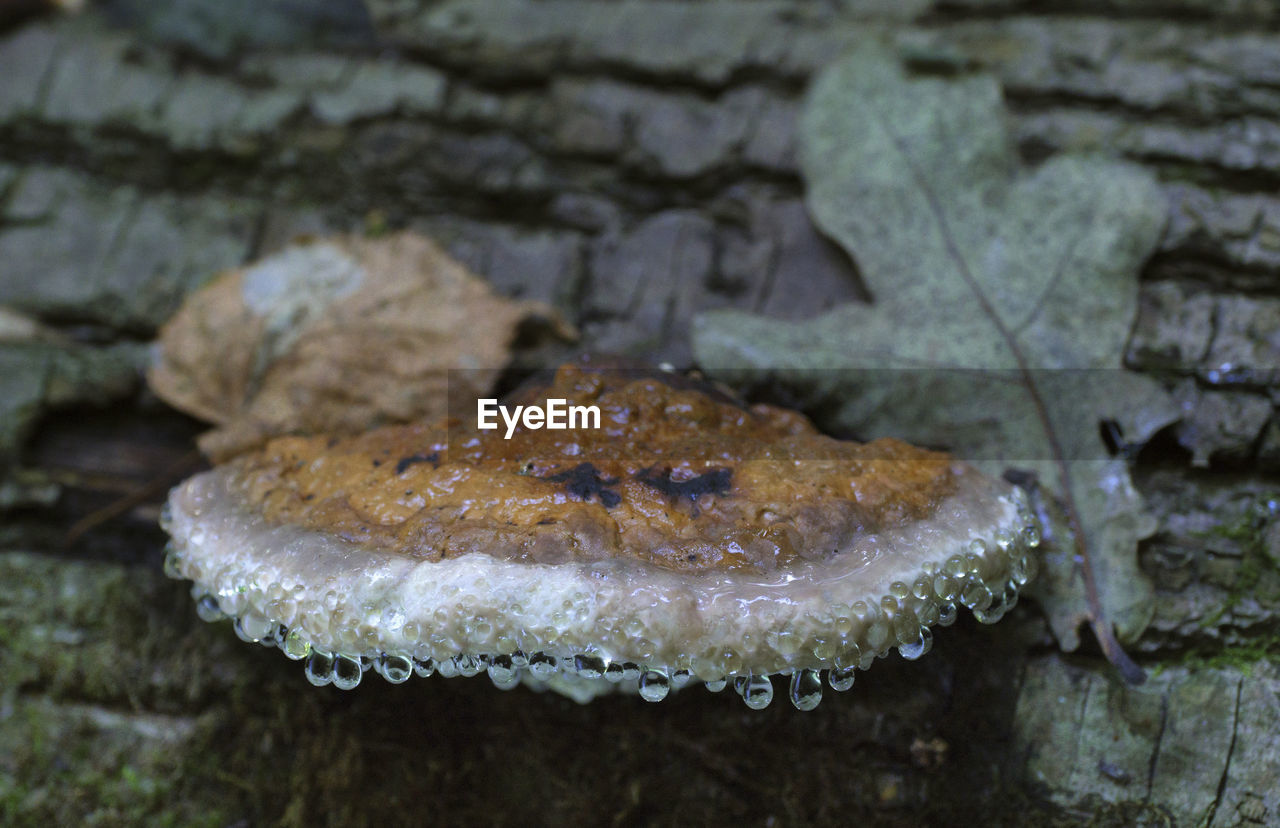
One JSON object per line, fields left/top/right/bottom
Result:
{"left": 883, "top": 123, "right": 1145, "bottom": 684}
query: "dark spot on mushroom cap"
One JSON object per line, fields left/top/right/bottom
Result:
{"left": 635, "top": 466, "right": 731, "bottom": 502}
{"left": 539, "top": 462, "right": 621, "bottom": 508}
{"left": 395, "top": 452, "right": 439, "bottom": 475}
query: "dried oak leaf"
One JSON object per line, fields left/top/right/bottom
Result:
{"left": 148, "top": 231, "right": 568, "bottom": 462}
{"left": 692, "top": 45, "right": 1179, "bottom": 653}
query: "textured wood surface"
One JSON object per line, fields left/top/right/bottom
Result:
{"left": 1, "top": 1, "right": 1277, "bottom": 824}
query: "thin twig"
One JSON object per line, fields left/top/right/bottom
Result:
{"left": 881, "top": 119, "right": 1145, "bottom": 684}
{"left": 62, "top": 449, "right": 203, "bottom": 546}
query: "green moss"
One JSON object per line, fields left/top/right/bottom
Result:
{"left": 0, "top": 699, "right": 234, "bottom": 827}
{"left": 1084, "top": 800, "right": 1175, "bottom": 828}
{"left": 1196, "top": 492, "right": 1280, "bottom": 629}
{"left": 1159, "top": 635, "right": 1280, "bottom": 677}
{"left": 1145, "top": 493, "right": 1280, "bottom": 675}
{"left": 363, "top": 209, "right": 391, "bottom": 238}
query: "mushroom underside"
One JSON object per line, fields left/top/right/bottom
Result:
{"left": 162, "top": 461, "right": 1040, "bottom": 710}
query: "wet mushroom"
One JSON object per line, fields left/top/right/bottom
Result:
{"left": 161, "top": 362, "right": 1040, "bottom": 709}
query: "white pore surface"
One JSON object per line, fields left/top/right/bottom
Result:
{"left": 165, "top": 461, "right": 1026, "bottom": 678}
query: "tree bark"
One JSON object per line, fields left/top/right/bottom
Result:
{"left": 1, "top": 1, "right": 1277, "bottom": 824}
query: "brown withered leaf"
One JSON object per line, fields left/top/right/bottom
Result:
{"left": 148, "top": 231, "right": 569, "bottom": 462}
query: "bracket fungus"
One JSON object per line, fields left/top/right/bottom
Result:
{"left": 161, "top": 363, "right": 1041, "bottom": 710}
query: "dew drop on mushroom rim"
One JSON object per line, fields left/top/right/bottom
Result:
{"left": 160, "top": 363, "right": 1042, "bottom": 710}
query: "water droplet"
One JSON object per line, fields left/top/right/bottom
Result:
{"left": 231, "top": 619, "right": 252, "bottom": 643}
{"left": 1023, "top": 524, "right": 1041, "bottom": 548}
{"left": 332, "top": 654, "right": 363, "bottom": 690}
{"left": 454, "top": 654, "right": 482, "bottom": 677}
{"left": 670, "top": 669, "right": 692, "bottom": 689}
{"left": 231, "top": 614, "right": 268, "bottom": 647}
{"left": 1002, "top": 579, "right": 1019, "bottom": 611}
{"left": 789, "top": 669, "right": 823, "bottom": 711}
{"left": 705, "top": 677, "right": 727, "bottom": 692}
{"left": 960, "top": 581, "right": 994, "bottom": 612}
{"left": 828, "top": 665, "right": 856, "bottom": 692}
{"left": 897, "top": 626, "right": 932, "bottom": 660}
{"left": 162, "top": 544, "right": 184, "bottom": 579}
{"left": 436, "top": 657, "right": 460, "bottom": 678}
{"left": 766, "top": 629, "right": 800, "bottom": 655}
{"left": 968, "top": 539, "right": 988, "bottom": 557}
{"left": 263, "top": 624, "right": 286, "bottom": 649}
{"left": 243, "top": 612, "right": 276, "bottom": 641}
{"left": 938, "top": 602, "right": 958, "bottom": 626}
{"left": 865, "top": 619, "right": 891, "bottom": 650}
{"left": 413, "top": 657, "right": 436, "bottom": 678}
{"left": 975, "top": 580, "right": 1016, "bottom": 624}
{"left": 281, "top": 628, "right": 311, "bottom": 660}
{"left": 572, "top": 653, "right": 606, "bottom": 679}
{"left": 834, "top": 642, "right": 861, "bottom": 669}
{"left": 528, "top": 652, "right": 556, "bottom": 676}
{"left": 305, "top": 651, "right": 334, "bottom": 686}
{"left": 487, "top": 654, "right": 520, "bottom": 690}
{"left": 638, "top": 669, "right": 670, "bottom": 702}
{"left": 1022, "top": 551, "right": 1040, "bottom": 583}
{"left": 893, "top": 613, "right": 920, "bottom": 643}
{"left": 1009, "top": 554, "right": 1030, "bottom": 586}
{"left": 740, "top": 674, "right": 774, "bottom": 710}
{"left": 812, "top": 637, "right": 837, "bottom": 660}
{"left": 379, "top": 607, "right": 407, "bottom": 632}
{"left": 509, "top": 650, "right": 529, "bottom": 668}
{"left": 380, "top": 654, "right": 413, "bottom": 684}
{"left": 973, "top": 604, "right": 1006, "bottom": 625}
{"left": 195, "top": 594, "right": 225, "bottom": 622}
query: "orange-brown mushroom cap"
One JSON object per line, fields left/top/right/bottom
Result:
{"left": 162, "top": 363, "right": 1041, "bottom": 708}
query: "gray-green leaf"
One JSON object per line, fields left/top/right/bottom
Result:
{"left": 692, "top": 44, "right": 1177, "bottom": 653}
